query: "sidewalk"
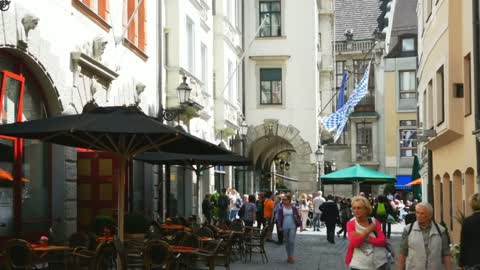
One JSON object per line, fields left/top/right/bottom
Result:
{"left": 231, "top": 223, "right": 404, "bottom": 270}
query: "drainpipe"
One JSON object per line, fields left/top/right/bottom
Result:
{"left": 157, "top": 0, "right": 166, "bottom": 220}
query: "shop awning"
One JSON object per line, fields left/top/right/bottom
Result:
{"left": 395, "top": 175, "right": 412, "bottom": 190}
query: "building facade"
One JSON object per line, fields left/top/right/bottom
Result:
{"left": 0, "top": 0, "right": 161, "bottom": 243}
{"left": 382, "top": 0, "right": 418, "bottom": 195}
{"left": 243, "top": 0, "right": 320, "bottom": 194}
{"left": 322, "top": 0, "right": 384, "bottom": 197}
{"left": 416, "top": 0, "right": 478, "bottom": 243}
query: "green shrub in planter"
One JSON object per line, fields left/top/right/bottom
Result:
{"left": 94, "top": 215, "right": 115, "bottom": 235}
{"left": 124, "top": 213, "right": 149, "bottom": 234}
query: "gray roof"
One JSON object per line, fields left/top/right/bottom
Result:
{"left": 335, "top": 0, "right": 381, "bottom": 42}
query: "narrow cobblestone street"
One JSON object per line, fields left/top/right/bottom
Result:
{"left": 232, "top": 224, "right": 404, "bottom": 270}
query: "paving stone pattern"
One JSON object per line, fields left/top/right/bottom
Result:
{"left": 231, "top": 224, "right": 404, "bottom": 270}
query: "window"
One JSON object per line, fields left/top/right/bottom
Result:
{"left": 186, "top": 18, "right": 195, "bottom": 73}
{"left": 400, "top": 120, "right": 417, "bottom": 157}
{"left": 427, "top": 81, "right": 433, "bottom": 128}
{"left": 227, "top": 60, "right": 234, "bottom": 100}
{"left": 436, "top": 66, "right": 445, "bottom": 125}
{"left": 259, "top": 1, "right": 281, "bottom": 37}
{"left": 124, "top": 0, "right": 147, "bottom": 57}
{"left": 214, "top": 166, "right": 225, "bottom": 192}
{"left": 401, "top": 38, "right": 415, "bottom": 51}
{"left": 399, "top": 71, "right": 416, "bottom": 99}
{"left": 260, "top": 68, "right": 282, "bottom": 104}
{"left": 201, "top": 44, "right": 208, "bottom": 92}
{"left": 353, "top": 60, "right": 369, "bottom": 86}
{"left": 73, "top": 0, "right": 110, "bottom": 30}
{"left": 0, "top": 54, "right": 50, "bottom": 237}
{"left": 425, "top": 0, "right": 432, "bottom": 21}
{"left": 464, "top": 54, "right": 472, "bottom": 116}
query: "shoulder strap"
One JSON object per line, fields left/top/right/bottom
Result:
{"left": 407, "top": 222, "right": 414, "bottom": 236}
{"left": 433, "top": 220, "right": 450, "bottom": 245}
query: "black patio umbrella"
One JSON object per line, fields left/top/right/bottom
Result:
{"left": 134, "top": 151, "right": 251, "bottom": 217}
{"left": 0, "top": 104, "right": 229, "bottom": 239}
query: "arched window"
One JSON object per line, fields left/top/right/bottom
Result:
{"left": 0, "top": 51, "right": 50, "bottom": 239}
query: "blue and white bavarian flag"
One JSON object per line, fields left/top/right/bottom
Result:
{"left": 321, "top": 63, "right": 371, "bottom": 141}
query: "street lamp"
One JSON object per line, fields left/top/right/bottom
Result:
{"left": 315, "top": 145, "right": 324, "bottom": 190}
{"left": 158, "top": 76, "right": 192, "bottom": 121}
{"left": 331, "top": 160, "right": 337, "bottom": 172}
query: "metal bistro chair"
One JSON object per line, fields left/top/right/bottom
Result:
{"left": 244, "top": 224, "right": 270, "bottom": 263}
{"left": 228, "top": 219, "right": 246, "bottom": 261}
{"left": 3, "top": 239, "right": 39, "bottom": 270}
{"left": 190, "top": 239, "right": 223, "bottom": 270}
{"left": 143, "top": 239, "right": 174, "bottom": 270}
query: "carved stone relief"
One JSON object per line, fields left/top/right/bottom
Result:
{"left": 17, "top": 14, "right": 39, "bottom": 49}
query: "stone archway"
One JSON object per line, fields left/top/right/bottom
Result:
{"left": 434, "top": 175, "right": 442, "bottom": 222}
{"left": 0, "top": 46, "right": 63, "bottom": 115}
{"left": 452, "top": 170, "right": 462, "bottom": 243}
{"left": 465, "top": 168, "right": 475, "bottom": 216}
{"left": 442, "top": 173, "right": 451, "bottom": 231}
{"left": 243, "top": 120, "right": 316, "bottom": 193}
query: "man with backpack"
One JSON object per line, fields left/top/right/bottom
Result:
{"left": 217, "top": 188, "right": 230, "bottom": 225}
{"left": 397, "top": 202, "right": 452, "bottom": 270}
{"left": 372, "top": 195, "right": 395, "bottom": 238}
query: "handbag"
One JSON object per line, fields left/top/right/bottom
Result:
{"left": 386, "top": 214, "right": 397, "bottom": 224}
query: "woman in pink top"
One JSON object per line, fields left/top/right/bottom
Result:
{"left": 345, "top": 196, "right": 388, "bottom": 270}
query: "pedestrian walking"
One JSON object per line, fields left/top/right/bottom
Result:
{"left": 312, "top": 191, "right": 325, "bottom": 231}
{"left": 240, "top": 194, "right": 257, "bottom": 227}
{"left": 274, "top": 194, "right": 284, "bottom": 244}
{"left": 255, "top": 193, "right": 265, "bottom": 229}
{"left": 372, "top": 195, "right": 394, "bottom": 238}
{"left": 336, "top": 199, "right": 351, "bottom": 238}
{"left": 229, "top": 189, "right": 241, "bottom": 221}
{"left": 277, "top": 194, "right": 302, "bottom": 264}
{"left": 217, "top": 188, "right": 230, "bottom": 225}
{"left": 202, "top": 193, "right": 213, "bottom": 225}
{"left": 459, "top": 193, "right": 480, "bottom": 270}
{"left": 345, "top": 196, "right": 389, "bottom": 270}
{"left": 319, "top": 194, "right": 340, "bottom": 243}
{"left": 397, "top": 202, "right": 451, "bottom": 270}
{"left": 298, "top": 193, "right": 309, "bottom": 231}
{"left": 263, "top": 191, "right": 275, "bottom": 242}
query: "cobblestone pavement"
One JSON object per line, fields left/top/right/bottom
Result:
{"left": 231, "top": 223, "right": 405, "bottom": 270}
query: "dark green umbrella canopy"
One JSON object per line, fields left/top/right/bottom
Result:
{"left": 0, "top": 105, "right": 230, "bottom": 156}
{"left": 321, "top": 164, "right": 396, "bottom": 184}
{"left": 0, "top": 104, "right": 229, "bottom": 240}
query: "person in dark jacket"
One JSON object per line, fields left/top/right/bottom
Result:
{"left": 202, "top": 193, "right": 213, "bottom": 225}
{"left": 319, "top": 194, "right": 340, "bottom": 244}
{"left": 372, "top": 195, "right": 395, "bottom": 238}
{"left": 459, "top": 193, "right": 480, "bottom": 269}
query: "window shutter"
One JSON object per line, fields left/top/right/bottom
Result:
{"left": 138, "top": 0, "right": 146, "bottom": 51}
{"left": 98, "top": 0, "right": 107, "bottom": 20}
{"left": 127, "top": 0, "right": 136, "bottom": 43}
{"left": 260, "top": 69, "right": 281, "bottom": 81}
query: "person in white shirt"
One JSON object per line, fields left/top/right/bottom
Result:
{"left": 312, "top": 191, "right": 325, "bottom": 231}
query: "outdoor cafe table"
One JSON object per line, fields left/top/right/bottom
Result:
{"left": 159, "top": 224, "right": 193, "bottom": 231}
{"left": 171, "top": 245, "right": 199, "bottom": 254}
{"left": 31, "top": 244, "right": 73, "bottom": 268}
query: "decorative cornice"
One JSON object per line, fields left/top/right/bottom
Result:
{"left": 71, "top": 52, "right": 119, "bottom": 82}
{"left": 249, "top": 55, "right": 291, "bottom": 61}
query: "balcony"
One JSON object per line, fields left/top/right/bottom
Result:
{"left": 334, "top": 40, "right": 376, "bottom": 53}
{"left": 355, "top": 144, "right": 373, "bottom": 162}
{"left": 354, "top": 93, "right": 375, "bottom": 112}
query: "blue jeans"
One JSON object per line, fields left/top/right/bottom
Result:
{"left": 283, "top": 227, "right": 296, "bottom": 257}
{"left": 229, "top": 209, "right": 239, "bottom": 221}
{"left": 313, "top": 213, "right": 321, "bottom": 230}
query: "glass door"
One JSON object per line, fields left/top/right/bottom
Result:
{"left": 0, "top": 70, "right": 25, "bottom": 238}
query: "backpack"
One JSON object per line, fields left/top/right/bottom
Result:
{"left": 377, "top": 203, "right": 387, "bottom": 217}
{"left": 406, "top": 220, "right": 451, "bottom": 246}
{"left": 218, "top": 195, "right": 228, "bottom": 209}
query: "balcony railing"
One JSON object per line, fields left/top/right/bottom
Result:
{"left": 354, "top": 93, "right": 375, "bottom": 112}
{"left": 355, "top": 144, "right": 373, "bottom": 162}
{"left": 334, "top": 40, "right": 376, "bottom": 53}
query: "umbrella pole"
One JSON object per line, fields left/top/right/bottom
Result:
{"left": 118, "top": 157, "right": 126, "bottom": 241}
{"left": 195, "top": 169, "right": 201, "bottom": 222}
